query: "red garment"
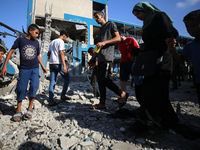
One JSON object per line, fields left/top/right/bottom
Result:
{"left": 118, "top": 37, "right": 139, "bottom": 62}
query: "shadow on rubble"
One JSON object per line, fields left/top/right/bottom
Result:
{"left": 35, "top": 91, "right": 200, "bottom": 150}
{"left": 18, "top": 141, "right": 51, "bottom": 150}
{"left": 0, "top": 99, "right": 15, "bottom": 115}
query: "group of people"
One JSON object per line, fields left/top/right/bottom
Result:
{"left": 0, "top": 1, "right": 200, "bottom": 139}
{"left": 88, "top": 2, "right": 200, "bottom": 139}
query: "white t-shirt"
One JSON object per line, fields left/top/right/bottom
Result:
{"left": 48, "top": 38, "right": 65, "bottom": 64}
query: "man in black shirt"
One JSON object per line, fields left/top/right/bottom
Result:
{"left": 92, "top": 11, "right": 129, "bottom": 109}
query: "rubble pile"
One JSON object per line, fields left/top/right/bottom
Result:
{"left": 0, "top": 73, "right": 200, "bottom": 150}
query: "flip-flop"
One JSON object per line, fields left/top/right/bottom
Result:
{"left": 23, "top": 110, "right": 32, "bottom": 120}
{"left": 12, "top": 112, "right": 22, "bottom": 122}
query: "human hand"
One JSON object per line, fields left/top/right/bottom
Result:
{"left": 1, "top": 67, "right": 7, "bottom": 77}
{"left": 63, "top": 67, "right": 67, "bottom": 74}
{"left": 43, "top": 68, "right": 48, "bottom": 74}
{"left": 96, "top": 41, "right": 106, "bottom": 49}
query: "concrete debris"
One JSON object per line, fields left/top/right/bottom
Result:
{"left": 0, "top": 71, "right": 199, "bottom": 150}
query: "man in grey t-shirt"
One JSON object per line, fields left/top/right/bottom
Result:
{"left": 91, "top": 11, "right": 129, "bottom": 109}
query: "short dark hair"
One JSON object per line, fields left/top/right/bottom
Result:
{"left": 183, "top": 9, "right": 200, "bottom": 22}
{"left": 94, "top": 11, "right": 104, "bottom": 17}
{"left": 88, "top": 47, "right": 94, "bottom": 53}
{"left": 60, "top": 30, "right": 68, "bottom": 37}
{"left": 28, "top": 24, "right": 40, "bottom": 32}
{"left": 0, "top": 45, "right": 6, "bottom": 53}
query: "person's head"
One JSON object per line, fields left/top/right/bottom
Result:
{"left": 0, "top": 45, "right": 6, "bottom": 58}
{"left": 60, "top": 30, "right": 68, "bottom": 41}
{"left": 183, "top": 9, "right": 200, "bottom": 38}
{"left": 166, "top": 37, "right": 177, "bottom": 49}
{"left": 132, "top": 2, "right": 172, "bottom": 29}
{"left": 88, "top": 47, "right": 95, "bottom": 56}
{"left": 27, "top": 24, "right": 40, "bottom": 39}
{"left": 94, "top": 11, "right": 105, "bottom": 25}
{"left": 119, "top": 32, "right": 126, "bottom": 42}
{"left": 132, "top": 2, "right": 161, "bottom": 21}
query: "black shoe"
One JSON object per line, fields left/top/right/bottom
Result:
{"left": 61, "top": 95, "right": 71, "bottom": 100}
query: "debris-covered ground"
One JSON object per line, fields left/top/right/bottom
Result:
{"left": 0, "top": 71, "right": 200, "bottom": 150}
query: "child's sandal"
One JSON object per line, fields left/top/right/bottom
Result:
{"left": 23, "top": 110, "right": 33, "bottom": 120}
{"left": 12, "top": 112, "right": 22, "bottom": 122}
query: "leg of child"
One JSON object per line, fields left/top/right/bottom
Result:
{"left": 13, "top": 101, "right": 22, "bottom": 121}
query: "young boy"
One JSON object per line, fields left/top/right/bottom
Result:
{"left": 169, "top": 9, "right": 200, "bottom": 107}
{"left": 0, "top": 44, "right": 6, "bottom": 68}
{"left": 88, "top": 47, "right": 99, "bottom": 98}
{"left": 0, "top": 44, "right": 6, "bottom": 114}
{"left": 1, "top": 24, "right": 48, "bottom": 121}
{"left": 48, "top": 30, "right": 70, "bottom": 106}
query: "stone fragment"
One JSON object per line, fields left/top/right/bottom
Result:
{"left": 80, "top": 141, "right": 95, "bottom": 150}
{"left": 111, "top": 142, "right": 136, "bottom": 150}
{"left": 91, "top": 132, "right": 102, "bottom": 143}
{"left": 60, "top": 136, "right": 79, "bottom": 149}
{"left": 48, "top": 121, "right": 59, "bottom": 130}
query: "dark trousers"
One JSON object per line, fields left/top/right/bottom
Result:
{"left": 142, "top": 72, "right": 179, "bottom": 128}
{"left": 90, "top": 70, "right": 99, "bottom": 97}
{"left": 97, "top": 62, "right": 122, "bottom": 104}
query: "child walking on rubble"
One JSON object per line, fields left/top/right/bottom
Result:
{"left": 0, "top": 44, "right": 6, "bottom": 68}
{"left": 88, "top": 47, "right": 99, "bottom": 98}
{"left": 1, "top": 24, "right": 48, "bottom": 122}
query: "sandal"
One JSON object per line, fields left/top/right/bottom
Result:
{"left": 48, "top": 101, "right": 60, "bottom": 107}
{"left": 12, "top": 112, "right": 22, "bottom": 122}
{"left": 23, "top": 110, "right": 33, "bottom": 120}
{"left": 90, "top": 103, "right": 106, "bottom": 110}
{"left": 116, "top": 93, "right": 129, "bottom": 108}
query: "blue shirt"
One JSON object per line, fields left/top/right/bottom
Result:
{"left": 182, "top": 40, "right": 200, "bottom": 84}
{"left": 12, "top": 37, "right": 40, "bottom": 69}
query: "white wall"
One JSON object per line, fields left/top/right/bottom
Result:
{"left": 34, "top": 0, "right": 93, "bottom": 19}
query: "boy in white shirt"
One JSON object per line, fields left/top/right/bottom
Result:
{"left": 48, "top": 30, "right": 70, "bottom": 106}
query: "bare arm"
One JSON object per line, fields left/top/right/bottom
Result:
{"left": 96, "top": 31, "right": 121, "bottom": 48}
{"left": 1, "top": 49, "right": 15, "bottom": 76}
{"left": 38, "top": 55, "right": 48, "bottom": 73}
{"left": 59, "top": 50, "right": 67, "bottom": 73}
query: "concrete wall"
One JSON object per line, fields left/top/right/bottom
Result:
{"left": 34, "top": 0, "right": 93, "bottom": 19}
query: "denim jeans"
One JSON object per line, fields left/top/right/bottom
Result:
{"left": 49, "top": 64, "right": 70, "bottom": 102}
{"left": 17, "top": 68, "right": 39, "bottom": 101}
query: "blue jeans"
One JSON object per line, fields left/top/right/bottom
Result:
{"left": 17, "top": 68, "right": 39, "bottom": 101}
{"left": 49, "top": 64, "right": 70, "bottom": 102}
